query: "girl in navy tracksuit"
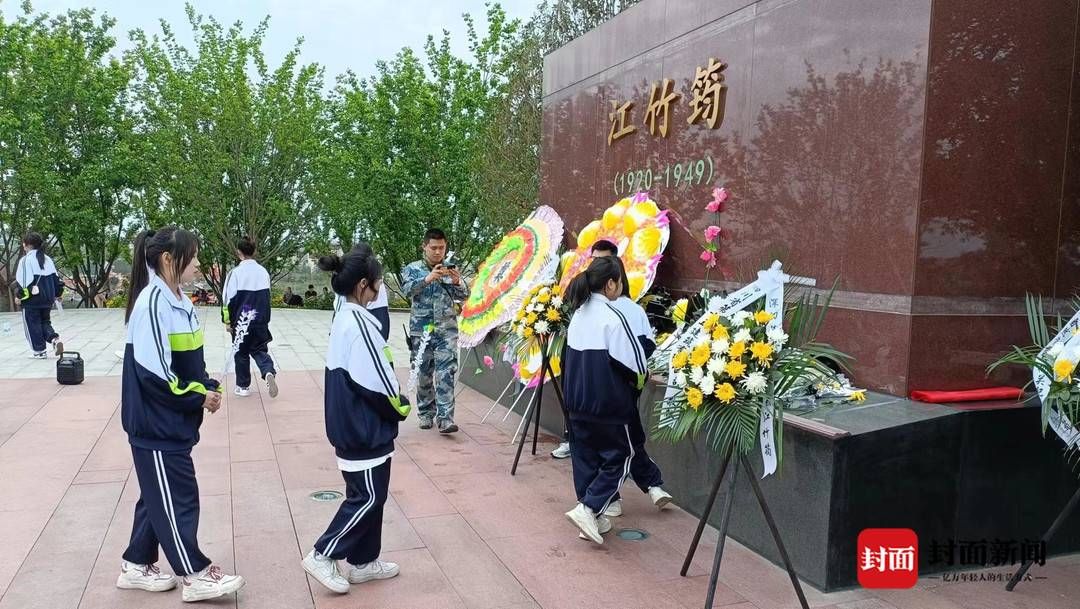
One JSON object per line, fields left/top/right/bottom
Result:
{"left": 561, "top": 256, "right": 649, "bottom": 544}
{"left": 117, "top": 227, "right": 245, "bottom": 603}
{"left": 302, "top": 244, "right": 411, "bottom": 594}
{"left": 15, "top": 233, "right": 63, "bottom": 358}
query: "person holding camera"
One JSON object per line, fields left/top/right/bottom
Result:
{"left": 400, "top": 228, "right": 467, "bottom": 433}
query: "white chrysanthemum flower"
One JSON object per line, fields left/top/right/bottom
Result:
{"left": 732, "top": 310, "right": 752, "bottom": 326}
{"left": 699, "top": 375, "right": 715, "bottom": 396}
{"left": 707, "top": 295, "right": 724, "bottom": 310}
{"left": 534, "top": 320, "right": 550, "bottom": 334}
{"left": 673, "top": 371, "right": 687, "bottom": 387}
{"left": 707, "top": 357, "right": 727, "bottom": 375}
{"left": 551, "top": 295, "right": 563, "bottom": 308}
{"left": 767, "top": 327, "right": 789, "bottom": 348}
{"left": 1048, "top": 343, "right": 1065, "bottom": 358}
{"left": 540, "top": 286, "right": 550, "bottom": 295}
{"left": 740, "top": 371, "right": 767, "bottom": 395}
{"left": 690, "top": 366, "right": 705, "bottom": 385}
{"left": 711, "top": 339, "right": 729, "bottom": 354}
{"left": 733, "top": 328, "right": 752, "bottom": 344}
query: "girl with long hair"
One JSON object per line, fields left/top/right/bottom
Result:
{"left": 15, "top": 232, "right": 63, "bottom": 358}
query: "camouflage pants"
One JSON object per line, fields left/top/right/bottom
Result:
{"left": 412, "top": 329, "right": 458, "bottom": 422}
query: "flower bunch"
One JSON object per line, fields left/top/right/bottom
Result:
{"left": 666, "top": 309, "right": 787, "bottom": 410}
{"left": 508, "top": 282, "right": 567, "bottom": 341}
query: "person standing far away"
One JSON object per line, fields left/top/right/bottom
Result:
{"left": 117, "top": 227, "right": 245, "bottom": 602}
{"left": 221, "top": 236, "right": 278, "bottom": 399}
{"left": 400, "top": 228, "right": 467, "bottom": 434}
{"left": 302, "top": 245, "right": 410, "bottom": 594}
{"left": 15, "top": 232, "right": 64, "bottom": 359}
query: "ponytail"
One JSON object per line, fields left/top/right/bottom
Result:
{"left": 566, "top": 255, "right": 623, "bottom": 312}
{"left": 125, "top": 230, "right": 152, "bottom": 323}
{"left": 125, "top": 227, "right": 200, "bottom": 323}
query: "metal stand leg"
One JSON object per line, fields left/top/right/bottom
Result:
{"left": 704, "top": 459, "right": 739, "bottom": 609}
{"left": 681, "top": 446, "right": 734, "bottom": 576}
{"left": 1006, "top": 485, "right": 1080, "bottom": 591}
{"left": 511, "top": 367, "right": 545, "bottom": 476}
{"left": 481, "top": 378, "right": 514, "bottom": 423}
{"left": 741, "top": 457, "right": 809, "bottom": 609}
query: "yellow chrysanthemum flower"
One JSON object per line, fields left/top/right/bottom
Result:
{"left": 724, "top": 360, "right": 747, "bottom": 379}
{"left": 1055, "top": 358, "right": 1076, "bottom": 382}
{"left": 850, "top": 390, "right": 866, "bottom": 402}
{"left": 712, "top": 325, "right": 729, "bottom": 341}
{"left": 672, "top": 350, "right": 690, "bottom": 369}
{"left": 686, "top": 387, "right": 704, "bottom": 409}
{"left": 514, "top": 310, "right": 525, "bottom": 321}
{"left": 537, "top": 291, "right": 551, "bottom": 304}
{"left": 714, "top": 382, "right": 736, "bottom": 403}
{"left": 690, "top": 342, "right": 711, "bottom": 368}
{"left": 673, "top": 298, "right": 688, "bottom": 324}
{"left": 552, "top": 284, "right": 562, "bottom": 295}
{"left": 728, "top": 341, "right": 747, "bottom": 359}
{"left": 754, "top": 310, "right": 775, "bottom": 325}
{"left": 525, "top": 312, "right": 538, "bottom": 325}
{"left": 545, "top": 308, "right": 561, "bottom": 322}
{"left": 750, "top": 341, "right": 774, "bottom": 365}
{"left": 523, "top": 327, "right": 534, "bottom": 339}
{"left": 703, "top": 313, "right": 719, "bottom": 332}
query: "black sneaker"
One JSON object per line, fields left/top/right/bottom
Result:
{"left": 438, "top": 419, "right": 459, "bottom": 434}
{"left": 418, "top": 415, "right": 434, "bottom": 430}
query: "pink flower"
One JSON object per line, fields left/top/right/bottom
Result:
{"left": 483, "top": 355, "right": 495, "bottom": 369}
{"left": 632, "top": 191, "right": 649, "bottom": 204}
{"left": 706, "top": 187, "right": 729, "bottom": 213}
{"left": 704, "top": 225, "right": 722, "bottom": 241}
{"left": 700, "top": 250, "right": 716, "bottom": 268}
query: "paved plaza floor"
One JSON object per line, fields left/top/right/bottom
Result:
{"left": 0, "top": 309, "right": 1078, "bottom": 609}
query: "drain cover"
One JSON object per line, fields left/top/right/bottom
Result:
{"left": 616, "top": 528, "right": 649, "bottom": 541}
{"left": 309, "top": 490, "right": 343, "bottom": 502}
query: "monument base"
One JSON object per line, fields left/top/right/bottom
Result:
{"left": 463, "top": 337, "right": 1080, "bottom": 591}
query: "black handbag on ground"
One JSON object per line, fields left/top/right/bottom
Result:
{"left": 57, "top": 351, "right": 84, "bottom": 385}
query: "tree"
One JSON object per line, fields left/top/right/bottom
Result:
{"left": 318, "top": 4, "right": 523, "bottom": 291}
{"left": 128, "top": 4, "right": 326, "bottom": 295}
{"left": 0, "top": 2, "right": 136, "bottom": 308}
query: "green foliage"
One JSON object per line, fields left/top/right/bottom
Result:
{"left": 126, "top": 4, "right": 326, "bottom": 295}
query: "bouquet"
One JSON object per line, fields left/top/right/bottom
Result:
{"left": 989, "top": 295, "right": 1080, "bottom": 466}
{"left": 500, "top": 281, "right": 569, "bottom": 381}
{"left": 652, "top": 281, "right": 848, "bottom": 472}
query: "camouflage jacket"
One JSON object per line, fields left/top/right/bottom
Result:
{"left": 401, "top": 259, "right": 468, "bottom": 335}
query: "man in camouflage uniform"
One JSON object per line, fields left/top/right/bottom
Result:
{"left": 401, "top": 228, "right": 468, "bottom": 433}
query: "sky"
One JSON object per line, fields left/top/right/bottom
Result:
{"left": 5, "top": 0, "right": 542, "bottom": 82}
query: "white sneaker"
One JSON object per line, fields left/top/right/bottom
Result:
{"left": 579, "top": 515, "right": 613, "bottom": 540}
{"left": 565, "top": 503, "right": 603, "bottom": 544}
{"left": 649, "top": 486, "right": 673, "bottom": 509}
{"left": 551, "top": 442, "right": 571, "bottom": 459}
{"left": 52, "top": 339, "right": 64, "bottom": 357}
{"left": 301, "top": 550, "right": 349, "bottom": 594}
{"left": 234, "top": 386, "right": 250, "bottom": 398}
{"left": 181, "top": 565, "right": 244, "bottom": 602}
{"left": 265, "top": 373, "right": 279, "bottom": 398}
{"left": 603, "top": 499, "right": 623, "bottom": 517}
{"left": 28, "top": 351, "right": 47, "bottom": 360}
{"left": 116, "top": 561, "right": 176, "bottom": 592}
{"left": 347, "top": 559, "right": 400, "bottom": 584}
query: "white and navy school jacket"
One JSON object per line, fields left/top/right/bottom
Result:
{"left": 613, "top": 295, "right": 657, "bottom": 358}
{"left": 16, "top": 250, "right": 62, "bottom": 308}
{"left": 122, "top": 273, "right": 220, "bottom": 452}
{"left": 221, "top": 259, "right": 271, "bottom": 327}
{"left": 563, "top": 293, "right": 649, "bottom": 424}
{"left": 325, "top": 302, "right": 411, "bottom": 461}
{"left": 332, "top": 284, "right": 388, "bottom": 323}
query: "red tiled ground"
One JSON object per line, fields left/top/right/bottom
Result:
{"left": 0, "top": 372, "right": 1077, "bottom": 609}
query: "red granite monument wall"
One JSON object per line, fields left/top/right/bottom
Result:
{"left": 540, "top": 0, "right": 1080, "bottom": 395}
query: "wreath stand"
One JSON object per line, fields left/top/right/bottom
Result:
{"left": 681, "top": 446, "right": 810, "bottom": 609}
{"left": 510, "top": 334, "right": 568, "bottom": 476}
{"left": 1005, "top": 485, "right": 1080, "bottom": 591}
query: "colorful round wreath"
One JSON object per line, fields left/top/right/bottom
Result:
{"left": 558, "top": 192, "right": 669, "bottom": 300}
{"left": 459, "top": 206, "right": 564, "bottom": 348}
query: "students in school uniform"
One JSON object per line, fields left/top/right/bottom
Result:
{"left": 334, "top": 259, "right": 391, "bottom": 341}
{"left": 221, "top": 236, "right": 278, "bottom": 398}
{"left": 302, "top": 244, "right": 410, "bottom": 594}
{"left": 604, "top": 255, "right": 673, "bottom": 518}
{"left": 561, "top": 255, "right": 650, "bottom": 544}
{"left": 15, "top": 233, "right": 63, "bottom": 358}
{"left": 117, "top": 227, "right": 245, "bottom": 602}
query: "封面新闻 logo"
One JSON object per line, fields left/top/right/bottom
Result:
{"left": 858, "top": 528, "right": 919, "bottom": 589}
